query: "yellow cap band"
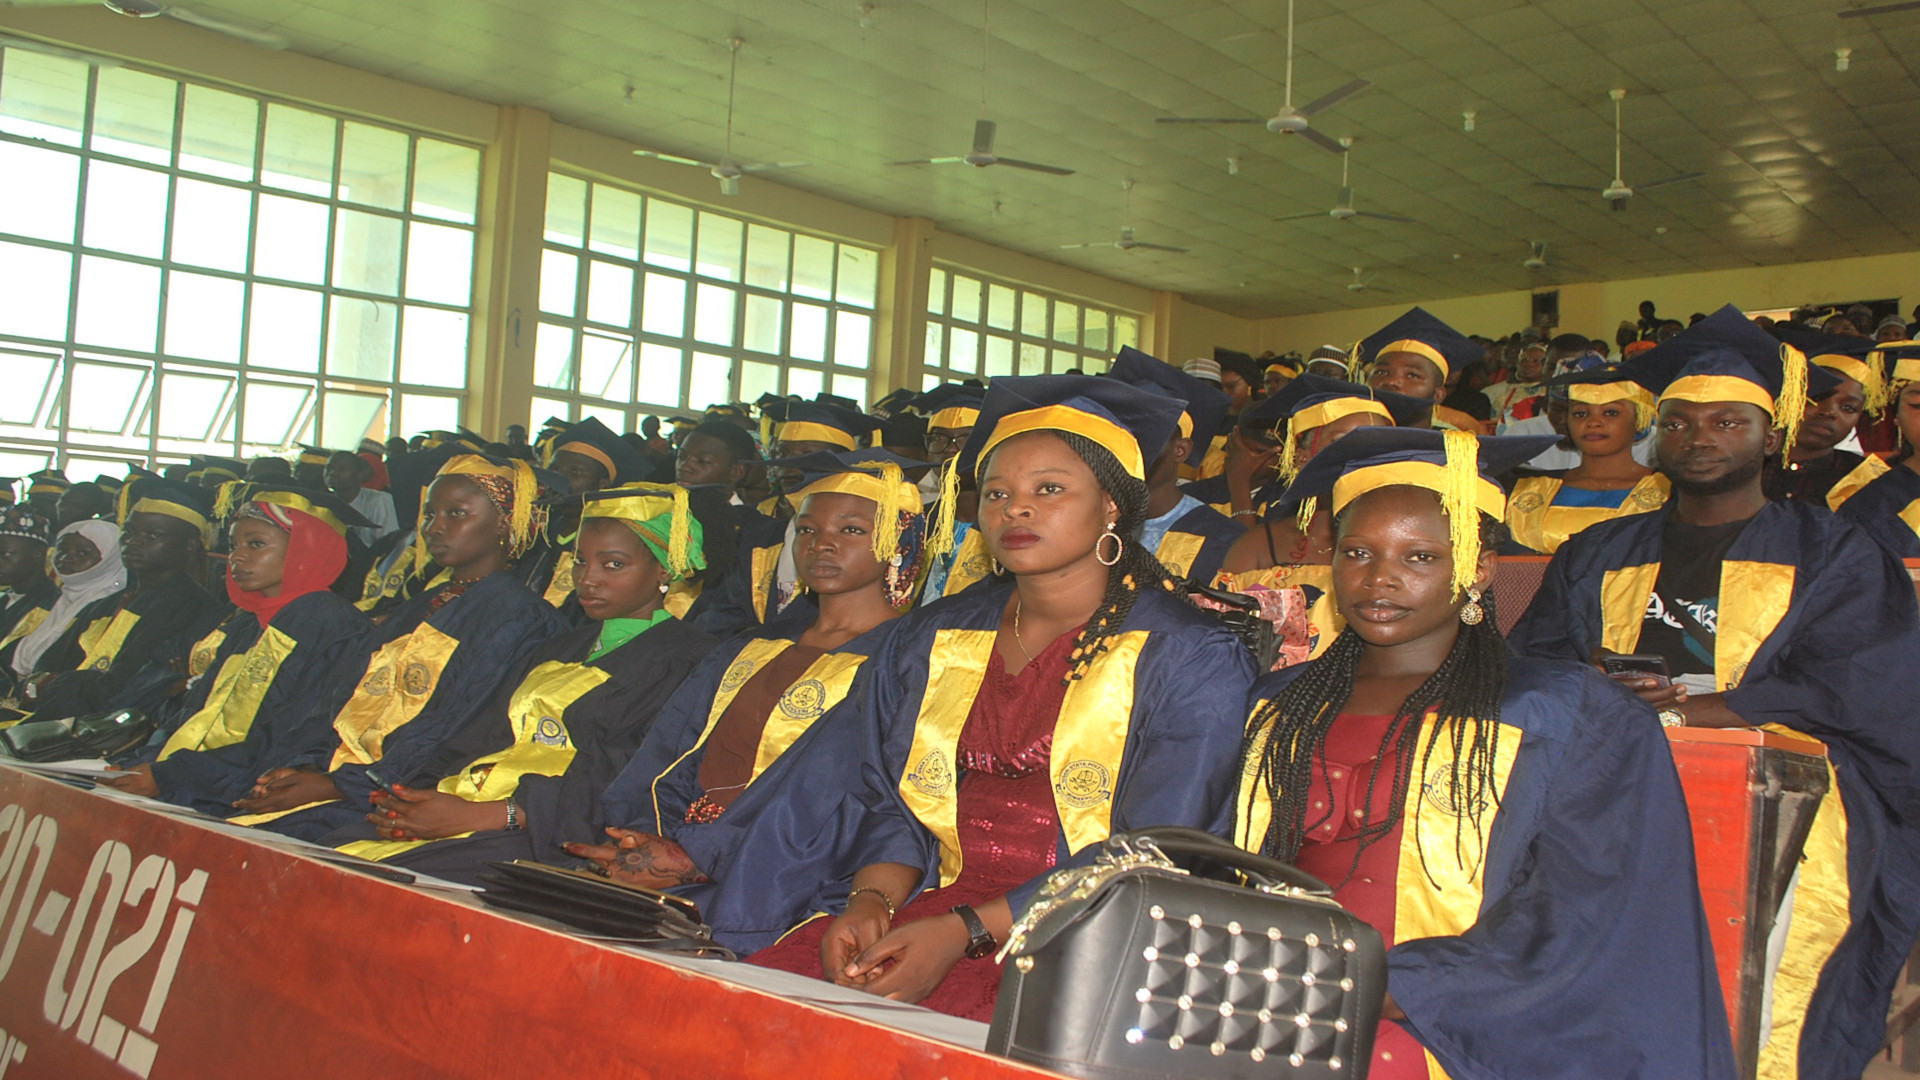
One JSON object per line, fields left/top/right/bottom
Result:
{"left": 1293, "top": 398, "right": 1393, "bottom": 436}
{"left": 928, "top": 407, "right": 980, "bottom": 431}
{"left": 978, "top": 403, "right": 1145, "bottom": 480}
{"left": 1893, "top": 357, "right": 1920, "bottom": 386}
{"left": 1176, "top": 412, "right": 1194, "bottom": 440}
{"left": 1330, "top": 463, "right": 1506, "bottom": 522}
{"left": 1569, "top": 382, "right": 1658, "bottom": 429}
{"left": 777, "top": 421, "right": 860, "bottom": 450}
{"left": 790, "top": 464, "right": 918, "bottom": 564}
{"left": 128, "top": 497, "right": 214, "bottom": 546}
{"left": 1659, "top": 374, "right": 1777, "bottom": 417}
{"left": 1813, "top": 355, "right": 1872, "bottom": 387}
{"left": 249, "top": 491, "right": 349, "bottom": 537}
{"left": 553, "top": 440, "right": 618, "bottom": 480}
{"left": 1374, "top": 339, "right": 1451, "bottom": 380}
{"left": 581, "top": 482, "right": 697, "bottom": 579}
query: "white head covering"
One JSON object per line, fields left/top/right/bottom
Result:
{"left": 11, "top": 519, "right": 126, "bottom": 676}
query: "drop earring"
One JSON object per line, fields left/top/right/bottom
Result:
{"left": 1459, "top": 587, "right": 1486, "bottom": 626}
{"left": 1095, "top": 523, "right": 1123, "bottom": 566}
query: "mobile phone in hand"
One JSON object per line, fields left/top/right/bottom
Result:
{"left": 1602, "top": 653, "right": 1671, "bottom": 688}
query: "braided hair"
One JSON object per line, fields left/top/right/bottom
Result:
{"left": 1238, "top": 503, "right": 1511, "bottom": 885}
{"left": 981, "top": 430, "right": 1184, "bottom": 684}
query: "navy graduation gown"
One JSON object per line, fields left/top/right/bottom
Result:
{"left": 1837, "top": 461, "right": 1920, "bottom": 560}
{"left": 1156, "top": 500, "right": 1246, "bottom": 584}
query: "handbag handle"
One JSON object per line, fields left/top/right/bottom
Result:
{"left": 1107, "top": 826, "right": 1333, "bottom": 898}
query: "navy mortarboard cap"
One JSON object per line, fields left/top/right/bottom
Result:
{"left": 1771, "top": 323, "right": 1890, "bottom": 414}
{"left": 543, "top": 416, "right": 650, "bottom": 485}
{"left": 762, "top": 397, "right": 881, "bottom": 451}
{"left": 1282, "top": 427, "right": 1560, "bottom": 596}
{"left": 295, "top": 445, "right": 333, "bottom": 468}
{"left": 957, "top": 374, "right": 1184, "bottom": 483}
{"left": 1214, "top": 348, "right": 1262, "bottom": 388}
{"left": 1109, "top": 345, "right": 1231, "bottom": 466}
{"left": 1544, "top": 368, "right": 1658, "bottom": 428}
{"left": 909, "top": 384, "right": 988, "bottom": 430}
{"left": 26, "top": 469, "right": 69, "bottom": 497}
{"left": 1243, "top": 373, "right": 1430, "bottom": 482}
{"left": 1623, "top": 304, "right": 1839, "bottom": 455}
{"left": 235, "top": 482, "right": 374, "bottom": 538}
{"left": 766, "top": 449, "right": 930, "bottom": 568}
{"left": 1357, "top": 307, "right": 1480, "bottom": 382}
{"left": 92, "top": 474, "right": 124, "bottom": 495}
{"left": 0, "top": 478, "right": 15, "bottom": 506}
{"left": 0, "top": 504, "right": 54, "bottom": 545}
{"left": 870, "top": 387, "right": 918, "bottom": 419}
{"left": 119, "top": 477, "right": 217, "bottom": 544}
{"left": 879, "top": 410, "right": 928, "bottom": 448}
{"left": 195, "top": 456, "right": 247, "bottom": 483}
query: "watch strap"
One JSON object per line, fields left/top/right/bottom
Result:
{"left": 952, "top": 903, "right": 995, "bottom": 959}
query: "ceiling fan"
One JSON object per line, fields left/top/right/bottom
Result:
{"left": 1275, "top": 139, "right": 1415, "bottom": 224}
{"left": 1060, "top": 181, "right": 1189, "bottom": 253}
{"left": 1531, "top": 88, "right": 1702, "bottom": 210}
{"left": 887, "top": 0, "right": 1074, "bottom": 175}
{"left": 1346, "top": 267, "right": 1393, "bottom": 293}
{"left": 633, "top": 38, "right": 807, "bottom": 196}
{"left": 1154, "top": 0, "right": 1369, "bottom": 154}
{"left": 4, "top": 0, "right": 287, "bottom": 48}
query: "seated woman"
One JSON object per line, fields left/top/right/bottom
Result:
{"left": 1213, "top": 375, "right": 1425, "bottom": 668}
{"left": 99, "top": 486, "right": 375, "bottom": 814}
{"left": 741, "top": 375, "right": 1256, "bottom": 1019}
{"left": 1505, "top": 371, "right": 1668, "bottom": 554}
{"left": 1840, "top": 345, "right": 1920, "bottom": 556}
{"left": 1, "top": 519, "right": 125, "bottom": 714}
{"left": 1235, "top": 427, "right": 1734, "bottom": 1079}
{"left": 230, "top": 452, "right": 569, "bottom": 840}
{"left": 568, "top": 451, "right": 924, "bottom": 938}
{"left": 315, "top": 484, "right": 727, "bottom": 883}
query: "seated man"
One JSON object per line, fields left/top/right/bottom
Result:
{"left": 1509, "top": 305, "right": 1920, "bottom": 1080}
{"left": 0, "top": 506, "right": 58, "bottom": 656}
{"left": 1356, "top": 306, "right": 1486, "bottom": 431}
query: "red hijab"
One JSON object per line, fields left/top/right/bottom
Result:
{"left": 226, "top": 501, "right": 348, "bottom": 625}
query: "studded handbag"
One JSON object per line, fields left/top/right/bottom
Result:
{"left": 986, "top": 826, "right": 1387, "bottom": 1079}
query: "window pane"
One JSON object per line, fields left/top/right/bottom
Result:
{"left": 790, "top": 302, "right": 827, "bottom": 362}
{"left": 327, "top": 297, "right": 397, "bottom": 381}
{"left": 338, "top": 121, "right": 408, "bottom": 210}
{"left": 0, "top": 241, "right": 71, "bottom": 340}
{"left": 640, "top": 273, "right": 685, "bottom": 336}
{"left": 544, "top": 173, "right": 586, "bottom": 246}
{"left": 0, "top": 142, "right": 78, "bottom": 242}
{"left": 332, "top": 208, "right": 402, "bottom": 296}
{"left": 743, "top": 294, "right": 783, "bottom": 354}
{"left": 246, "top": 284, "right": 322, "bottom": 372}
{"left": 0, "top": 350, "right": 57, "bottom": 425}
{"left": 412, "top": 138, "right": 478, "bottom": 224}
{"left": 581, "top": 402, "right": 625, "bottom": 430}
{"left": 253, "top": 194, "right": 329, "bottom": 283}
{"left": 155, "top": 370, "right": 232, "bottom": 441}
{"left": 744, "top": 225, "right": 789, "bottom": 290}
{"left": 530, "top": 396, "right": 573, "bottom": 425}
{"left": 985, "top": 284, "right": 1017, "bottom": 330}
{"left": 1084, "top": 311, "right": 1111, "bottom": 353}
{"left": 533, "top": 322, "right": 574, "bottom": 391}
{"left": 1021, "top": 292, "right": 1048, "bottom": 337}
{"left": 1052, "top": 302, "right": 1081, "bottom": 345}
{"left": 585, "top": 260, "right": 633, "bottom": 327}
{"left": 260, "top": 104, "right": 335, "bottom": 197}
{"left": 240, "top": 379, "right": 311, "bottom": 445}
{"left": 831, "top": 373, "right": 868, "bottom": 403}
{"left": 923, "top": 323, "right": 943, "bottom": 371}
{"left": 695, "top": 213, "right": 742, "bottom": 281}
{"left": 644, "top": 200, "right": 692, "bottom": 270}
{"left": 1018, "top": 342, "right": 1046, "bottom": 375}
{"left": 785, "top": 366, "right": 823, "bottom": 400}
{"left": 91, "top": 68, "right": 176, "bottom": 166}
{"left": 164, "top": 271, "right": 244, "bottom": 363}
{"left": 947, "top": 328, "right": 978, "bottom": 374}
{"left": 927, "top": 268, "right": 948, "bottom": 315}
{"left": 588, "top": 183, "right": 641, "bottom": 260}
{"left": 1051, "top": 348, "right": 1077, "bottom": 372}
{"left": 66, "top": 361, "right": 147, "bottom": 434}
{"left": 922, "top": 371, "right": 943, "bottom": 392}
{"left": 739, "top": 359, "right": 779, "bottom": 405}
{"left": 170, "top": 178, "right": 251, "bottom": 271}
{"left": 399, "top": 392, "right": 458, "bottom": 436}
{"left": 579, "top": 332, "right": 633, "bottom": 400}
{"left": 792, "top": 235, "right": 833, "bottom": 300}
{"left": 950, "top": 276, "right": 981, "bottom": 324}
{"left": 693, "top": 283, "right": 735, "bottom": 345}
{"left": 82, "top": 162, "right": 168, "bottom": 258}
{"left": 404, "top": 221, "right": 473, "bottom": 306}
{"left": 833, "top": 310, "right": 870, "bottom": 369}
{"left": 0, "top": 50, "right": 87, "bottom": 147}
{"left": 539, "top": 249, "right": 578, "bottom": 316}
{"left": 179, "top": 84, "right": 258, "bottom": 181}
{"left": 1115, "top": 314, "right": 1141, "bottom": 350}
{"left": 688, "top": 352, "right": 730, "bottom": 410}
{"left": 75, "top": 255, "right": 159, "bottom": 351}
{"left": 321, "top": 389, "right": 386, "bottom": 449}
{"left": 637, "top": 343, "right": 682, "bottom": 407}
{"left": 983, "top": 334, "right": 1014, "bottom": 378}
{"left": 835, "top": 246, "right": 877, "bottom": 308}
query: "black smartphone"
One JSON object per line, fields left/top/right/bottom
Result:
{"left": 1602, "top": 653, "right": 1671, "bottom": 688}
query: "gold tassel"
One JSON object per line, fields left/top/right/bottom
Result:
{"left": 115, "top": 481, "right": 134, "bottom": 525}
{"left": 1344, "top": 340, "right": 1364, "bottom": 380}
{"left": 1275, "top": 419, "right": 1299, "bottom": 481}
{"left": 1294, "top": 495, "right": 1316, "bottom": 535}
{"left": 925, "top": 458, "right": 961, "bottom": 558}
{"left": 1862, "top": 349, "right": 1893, "bottom": 417}
{"left": 864, "top": 461, "right": 906, "bottom": 565}
{"left": 1441, "top": 429, "right": 1481, "bottom": 599}
{"left": 668, "top": 483, "right": 692, "bottom": 578}
{"left": 1776, "top": 343, "right": 1811, "bottom": 460}
{"left": 212, "top": 479, "right": 244, "bottom": 521}
{"left": 760, "top": 410, "right": 776, "bottom": 455}
{"left": 511, "top": 459, "right": 542, "bottom": 559}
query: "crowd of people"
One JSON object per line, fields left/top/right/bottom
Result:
{"left": 1, "top": 294, "right": 1918, "bottom": 1079}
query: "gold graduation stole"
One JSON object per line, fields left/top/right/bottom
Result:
{"left": 76, "top": 609, "right": 140, "bottom": 672}
{"left": 187, "top": 626, "right": 228, "bottom": 678}
{"left": 159, "top": 626, "right": 296, "bottom": 759}
{"left": 748, "top": 544, "right": 783, "bottom": 623}
{"left": 941, "top": 529, "right": 995, "bottom": 598}
{"left": 0, "top": 607, "right": 47, "bottom": 653}
{"left": 1825, "top": 454, "right": 1889, "bottom": 511}
{"left": 330, "top": 622, "right": 460, "bottom": 769}
{"left": 664, "top": 580, "right": 700, "bottom": 619}
{"left": 1899, "top": 499, "right": 1920, "bottom": 542}
{"left": 1504, "top": 474, "right": 1670, "bottom": 555}
{"left": 541, "top": 552, "right": 577, "bottom": 608}
{"left": 900, "top": 629, "right": 1145, "bottom": 888}
{"left": 1153, "top": 531, "right": 1206, "bottom": 580}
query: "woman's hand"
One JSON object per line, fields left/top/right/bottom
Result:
{"left": 561, "top": 828, "right": 706, "bottom": 889}
{"left": 366, "top": 784, "right": 501, "bottom": 840}
{"left": 1223, "top": 430, "right": 1280, "bottom": 514}
{"left": 822, "top": 891, "right": 895, "bottom": 987}
{"left": 233, "top": 767, "right": 342, "bottom": 813}
{"left": 100, "top": 763, "right": 159, "bottom": 798}
{"left": 842, "top": 915, "right": 971, "bottom": 1003}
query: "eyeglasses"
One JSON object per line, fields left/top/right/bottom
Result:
{"left": 924, "top": 430, "right": 972, "bottom": 453}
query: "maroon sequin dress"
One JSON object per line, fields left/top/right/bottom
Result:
{"left": 750, "top": 628, "right": 1076, "bottom": 1022}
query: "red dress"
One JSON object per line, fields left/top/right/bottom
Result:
{"left": 1289, "top": 713, "right": 1429, "bottom": 1080}
{"left": 750, "top": 629, "right": 1076, "bottom": 1021}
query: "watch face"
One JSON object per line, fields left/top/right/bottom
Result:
{"left": 965, "top": 938, "right": 997, "bottom": 960}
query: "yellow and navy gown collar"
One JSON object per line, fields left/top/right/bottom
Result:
{"left": 1836, "top": 461, "right": 1920, "bottom": 560}
{"left": 1238, "top": 656, "right": 1736, "bottom": 1080}
{"left": 1145, "top": 495, "right": 1248, "bottom": 584}
{"left": 1504, "top": 472, "right": 1670, "bottom": 555}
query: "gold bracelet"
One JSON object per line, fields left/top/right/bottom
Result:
{"left": 847, "top": 886, "right": 896, "bottom": 919}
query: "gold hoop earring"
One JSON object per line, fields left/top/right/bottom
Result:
{"left": 1095, "top": 524, "right": 1123, "bottom": 567}
{"left": 1459, "top": 587, "right": 1486, "bottom": 626}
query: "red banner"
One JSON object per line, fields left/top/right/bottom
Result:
{"left": 0, "top": 765, "right": 1051, "bottom": 1080}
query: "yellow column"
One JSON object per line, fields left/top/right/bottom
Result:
{"left": 875, "top": 216, "right": 937, "bottom": 399}
{"left": 1146, "top": 291, "right": 1179, "bottom": 361}
{"left": 468, "top": 105, "right": 552, "bottom": 439}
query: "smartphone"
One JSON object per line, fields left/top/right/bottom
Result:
{"left": 1602, "top": 653, "right": 1671, "bottom": 688}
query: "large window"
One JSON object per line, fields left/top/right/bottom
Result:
{"left": 535, "top": 173, "right": 880, "bottom": 431}
{"left": 0, "top": 47, "right": 480, "bottom": 480}
{"left": 921, "top": 267, "right": 1141, "bottom": 389}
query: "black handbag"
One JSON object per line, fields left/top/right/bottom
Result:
{"left": 0, "top": 709, "right": 155, "bottom": 763}
{"left": 1185, "top": 580, "right": 1282, "bottom": 672}
{"left": 475, "top": 860, "right": 735, "bottom": 958}
{"left": 987, "top": 827, "right": 1387, "bottom": 1079}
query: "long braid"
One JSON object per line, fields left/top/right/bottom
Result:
{"left": 1241, "top": 511, "right": 1511, "bottom": 884}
